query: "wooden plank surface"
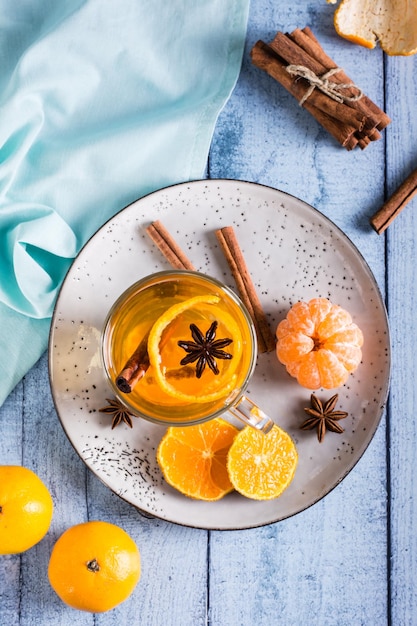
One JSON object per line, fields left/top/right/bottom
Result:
{"left": 208, "top": 3, "right": 389, "bottom": 625}
{"left": 1, "top": 1, "right": 417, "bottom": 625}
{"left": 385, "top": 54, "right": 417, "bottom": 626}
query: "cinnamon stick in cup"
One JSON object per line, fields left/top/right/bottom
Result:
{"left": 116, "top": 221, "right": 195, "bottom": 393}
{"left": 116, "top": 332, "right": 150, "bottom": 393}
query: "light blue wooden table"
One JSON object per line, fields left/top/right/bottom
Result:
{"left": 2, "top": 2, "right": 416, "bottom": 625}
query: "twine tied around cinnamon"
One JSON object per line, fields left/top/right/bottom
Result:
{"left": 285, "top": 65, "right": 363, "bottom": 105}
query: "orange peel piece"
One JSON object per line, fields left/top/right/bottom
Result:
{"left": 328, "top": 0, "right": 417, "bottom": 56}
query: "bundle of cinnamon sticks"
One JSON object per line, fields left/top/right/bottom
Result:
{"left": 251, "top": 27, "right": 391, "bottom": 150}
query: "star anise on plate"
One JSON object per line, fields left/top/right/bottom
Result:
{"left": 177, "top": 321, "right": 233, "bottom": 378}
{"left": 301, "top": 393, "right": 348, "bottom": 442}
{"left": 99, "top": 398, "right": 135, "bottom": 429}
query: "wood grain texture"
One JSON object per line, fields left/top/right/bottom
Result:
{"left": 1, "top": 1, "right": 416, "bottom": 624}
{"left": 385, "top": 54, "right": 417, "bottom": 626}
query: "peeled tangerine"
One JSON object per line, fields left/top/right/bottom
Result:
{"left": 328, "top": 0, "right": 417, "bottom": 56}
{"left": 276, "top": 297, "right": 363, "bottom": 390}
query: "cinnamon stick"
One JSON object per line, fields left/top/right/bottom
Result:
{"left": 146, "top": 220, "right": 195, "bottom": 270}
{"left": 116, "top": 221, "right": 194, "bottom": 392}
{"left": 251, "top": 41, "right": 364, "bottom": 147}
{"left": 370, "top": 166, "right": 417, "bottom": 234}
{"left": 271, "top": 30, "right": 382, "bottom": 139}
{"left": 290, "top": 28, "right": 391, "bottom": 133}
{"left": 215, "top": 226, "right": 276, "bottom": 354}
{"left": 116, "top": 332, "right": 150, "bottom": 393}
{"left": 251, "top": 27, "right": 390, "bottom": 150}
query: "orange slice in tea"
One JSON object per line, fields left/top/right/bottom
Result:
{"left": 157, "top": 418, "right": 238, "bottom": 500}
{"left": 227, "top": 424, "right": 298, "bottom": 500}
{"left": 147, "top": 295, "right": 243, "bottom": 404}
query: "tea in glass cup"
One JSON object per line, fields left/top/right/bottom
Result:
{"left": 102, "top": 270, "right": 273, "bottom": 432}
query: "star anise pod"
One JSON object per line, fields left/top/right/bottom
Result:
{"left": 99, "top": 397, "right": 134, "bottom": 429}
{"left": 178, "top": 321, "right": 233, "bottom": 378}
{"left": 301, "top": 393, "right": 348, "bottom": 442}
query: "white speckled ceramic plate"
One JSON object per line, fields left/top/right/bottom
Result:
{"left": 49, "top": 179, "right": 390, "bottom": 530}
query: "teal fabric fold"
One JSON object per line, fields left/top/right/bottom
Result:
{"left": 0, "top": 0, "right": 250, "bottom": 405}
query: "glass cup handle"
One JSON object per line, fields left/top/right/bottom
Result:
{"left": 228, "top": 396, "right": 274, "bottom": 434}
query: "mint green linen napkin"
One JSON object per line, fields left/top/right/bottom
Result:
{"left": 0, "top": 0, "right": 250, "bottom": 406}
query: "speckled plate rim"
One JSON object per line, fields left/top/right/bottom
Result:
{"left": 48, "top": 179, "right": 391, "bottom": 530}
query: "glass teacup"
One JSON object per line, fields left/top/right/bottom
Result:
{"left": 101, "top": 270, "right": 274, "bottom": 433}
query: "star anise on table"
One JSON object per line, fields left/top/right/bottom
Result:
{"left": 99, "top": 397, "right": 135, "bottom": 429}
{"left": 301, "top": 393, "right": 348, "bottom": 443}
{"left": 177, "top": 321, "right": 233, "bottom": 379}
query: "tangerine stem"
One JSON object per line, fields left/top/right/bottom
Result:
{"left": 86, "top": 558, "right": 100, "bottom": 572}
{"left": 313, "top": 336, "right": 324, "bottom": 351}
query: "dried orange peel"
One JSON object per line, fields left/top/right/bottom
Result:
{"left": 328, "top": 0, "right": 417, "bottom": 56}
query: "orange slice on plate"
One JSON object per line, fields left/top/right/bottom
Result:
{"left": 227, "top": 424, "right": 298, "bottom": 500}
{"left": 157, "top": 418, "right": 239, "bottom": 501}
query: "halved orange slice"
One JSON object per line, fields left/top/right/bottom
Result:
{"left": 227, "top": 424, "right": 298, "bottom": 500}
{"left": 157, "top": 418, "right": 238, "bottom": 501}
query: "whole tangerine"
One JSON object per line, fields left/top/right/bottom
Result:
{"left": 48, "top": 520, "right": 141, "bottom": 613}
{"left": 276, "top": 297, "right": 363, "bottom": 389}
{"left": 0, "top": 465, "right": 53, "bottom": 555}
